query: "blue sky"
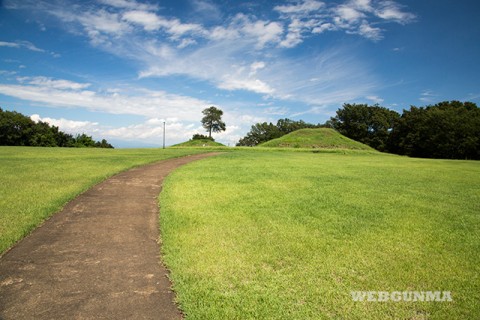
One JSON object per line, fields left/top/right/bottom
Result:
{"left": 1, "top": 0, "right": 479, "bottom": 147}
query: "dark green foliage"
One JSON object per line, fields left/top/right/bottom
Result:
{"left": 201, "top": 106, "right": 226, "bottom": 138}
{"left": 236, "top": 118, "right": 323, "bottom": 146}
{"left": 389, "top": 101, "right": 480, "bottom": 160}
{"left": 236, "top": 122, "right": 282, "bottom": 146}
{"left": 95, "top": 139, "right": 114, "bottom": 149}
{"left": 192, "top": 133, "right": 214, "bottom": 141}
{"left": 0, "top": 107, "right": 114, "bottom": 148}
{"left": 0, "top": 109, "right": 35, "bottom": 146}
{"left": 329, "top": 101, "right": 480, "bottom": 159}
{"left": 330, "top": 103, "right": 400, "bottom": 152}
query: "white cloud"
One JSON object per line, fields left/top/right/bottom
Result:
{"left": 335, "top": 5, "right": 365, "bottom": 24}
{"left": 80, "top": 10, "right": 130, "bottom": 35}
{"left": 191, "top": 0, "right": 222, "bottom": 21}
{"left": 366, "top": 95, "right": 384, "bottom": 104}
{"left": 98, "top": 0, "right": 158, "bottom": 11}
{"left": 50, "top": 7, "right": 131, "bottom": 45}
{"left": 275, "top": 0, "right": 414, "bottom": 45}
{"left": 0, "top": 78, "right": 209, "bottom": 120}
{"left": 177, "top": 38, "right": 197, "bottom": 49}
{"left": 274, "top": 0, "right": 325, "bottom": 15}
{"left": 218, "top": 77, "right": 274, "bottom": 95}
{"left": 357, "top": 21, "right": 383, "bottom": 40}
{"left": 17, "top": 76, "right": 91, "bottom": 90}
{"left": 351, "top": 0, "right": 373, "bottom": 12}
{"left": 166, "top": 20, "right": 204, "bottom": 39}
{"left": 122, "top": 9, "right": 205, "bottom": 38}
{"left": 204, "top": 14, "right": 283, "bottom": 49}
{"left": 420, "top": 90, "right": 437, "bottom": 103}
{"left": 122, "top": 10, "right": 164, "bottom": 31}
{"left": 0, "top": 40, "right": 45, "bottom": 52}
{"left": 0, "top": 41, "right": 19, "bottom": 48}
{"left": 137, "top": 37, "right": 278, "bottom": 95}
{"left": 242, "top": 19, "right": 283, "bottom": 49}
{"left": 280, "top": 19, "right": 305, "bottom": 48}
{"left": 30, "top": 114, "right": 100, "bottom": 134}
{"left": 312, "top": 23, "right": 335, "bottom": 34}
{"left": 250, "top": 61, "right": 266, "bottom": 76}
{"left": 375, "top": 0, "right": 416, "bottom": 23}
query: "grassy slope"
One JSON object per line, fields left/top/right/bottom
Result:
{"left": 160, "top": 151, "right": 480, "bottom": 319}
{"left": 258, "top": 128, "right": 374, "bottom": 150}
{"left": 172, "top": 139, "right": 226, "bottom": 147}
{"left": 0, "top": 146, "right": 208, "bottom": 254}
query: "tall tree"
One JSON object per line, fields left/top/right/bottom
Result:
{"left": 389, "top": 101, "right": 480, "bottom": 159}
{"left": 201, "top": 106, "right": 226, "bottom": 138}
{"left": 330, "top": 103, "right": 400, "bottom": 152}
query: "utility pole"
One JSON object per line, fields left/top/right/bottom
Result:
{"left": 163, "top": 121, "right": 166, "bottom": 149}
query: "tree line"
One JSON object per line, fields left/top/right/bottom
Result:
{"left": 0, "top": 108, "right": 114, "bottom": 148}
{"left": 237, "top": 101, "right": 480, "bottom": 160}
{"left": 329, "top": 101, "right": 480, "bottom": 160}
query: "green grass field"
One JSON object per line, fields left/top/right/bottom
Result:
{"left": 258, "top": 128, "right": 374, "bottom": 150}
{"left": 0, "top": 146, "right": 208, "bottom": 254}
{"left": 1, "top": 146, "right": 479, "bottom": 319}
{"left": 160, "top": 151, "right": 480, "bottom": 319}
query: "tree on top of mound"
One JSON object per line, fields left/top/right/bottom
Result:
{"left": 201, "top": 106, "right": 226, "bottom": 138}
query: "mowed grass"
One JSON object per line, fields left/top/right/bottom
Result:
{"left": 160, "top": 151, "right": 480, "bottom": 319}
{"left": 0, "top": 146, "right": 208, "bottom": 254}
{"left": 258, "top": 128, "right": 374, "bottom": 150}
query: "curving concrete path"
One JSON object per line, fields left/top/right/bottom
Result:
{"left": 0, "top": 153, "right": 220, "bottom": 320}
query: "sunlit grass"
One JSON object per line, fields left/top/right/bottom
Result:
{"left": 0, "top": 146, "right": 208, "bottom": 254}
{"left": 258, "top": 128, "right": 374, "bottom": 150}
{"left": 160, "top": 151, "right": 480, "bottom": 319}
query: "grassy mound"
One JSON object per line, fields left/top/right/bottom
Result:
{"left": 258, "top": 128, "right": 374, "bottom": 150}
{"left": 172, "top": 139, "right": 225, "bottom": 147}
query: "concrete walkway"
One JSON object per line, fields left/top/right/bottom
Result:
{"left": 0, "top": 153, "right": 219, "bottom": 320}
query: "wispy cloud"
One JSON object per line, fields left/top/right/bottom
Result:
{"left": 375, "top": 0, "right": 416, "bottom": 23}
{"left": 419, "top": 90, "right": 437, "bottom": 103}
{"left": 366, "top": 95, "right": 384, "bottom": 104}
{"left": 0, "top": 77, "right": 208, "bottom": 120}
{"left": 0, "top": 40, "right": 45, "bottom": 52}
{"left": 190, "top": 0, "right": 223, "bottom": 22}
{"left": 97, "top": 0, "right": 158, "bottom": 11}
{"left": 17, "top": 76, "right": 91, "bottom": 90}
{"left": 263, "top": 106, "right": 290, "bottom": 115}
{"left": 274, "top": 0, "right": 415, "bottom": 45}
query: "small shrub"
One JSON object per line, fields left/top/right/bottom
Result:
{"left": 192, "top": 134, "right": 214, "bottom": 141}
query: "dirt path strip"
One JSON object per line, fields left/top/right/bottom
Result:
{"left": 0, "top": 153, "right": 220, "bottom": 320}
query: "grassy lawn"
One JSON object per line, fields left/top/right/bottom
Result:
{"left": 160, "top": 151, "right": 480, "bottom": 319}
{"left": 0, "top": 146, "right": 208, "bottom": 254}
